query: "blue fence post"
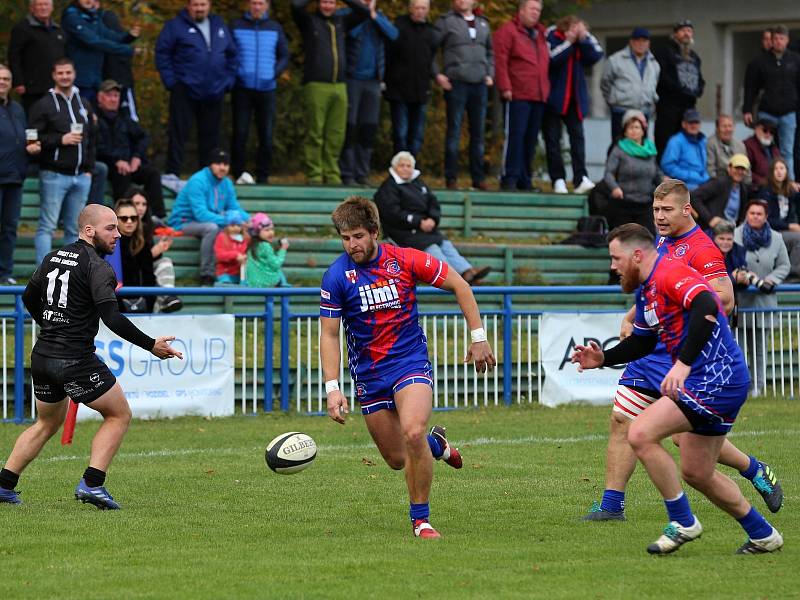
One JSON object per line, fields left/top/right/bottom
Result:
{"left": 503, "top": 293, "right": 513, "bottom": 406}
{"left": 280, "top": 296, "right": 290, "bottom": 411}
{"left": 263, "top": 296, "right": 274, "bottom": 412}
{"left": 14, "top": 294, "right": 25, "bottom": 424}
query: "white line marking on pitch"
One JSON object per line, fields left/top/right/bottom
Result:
{"left": 40, "top": 428, "right": 797, "bottom": 463}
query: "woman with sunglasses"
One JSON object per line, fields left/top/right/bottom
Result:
{"left": 115, "top": 199, "right": 156, "bottom": 313}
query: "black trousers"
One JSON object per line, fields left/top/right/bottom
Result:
{"left": 166, "top": 83, "right": 223, "bottom": 175}
{"left": 107, "top": 163, "right": 166, "bottom": 219}
{"left": 655, "top": 102, "right": 689, "bottom": 161}
{"left": 231, "top": 87, "right": 276, "bottom": 182}
{"left": 542, "top": 102, "right": 587, "bottom": 186}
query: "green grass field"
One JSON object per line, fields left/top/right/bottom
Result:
{"left": 1, "top": 398, "right": 797, "bottom": 599}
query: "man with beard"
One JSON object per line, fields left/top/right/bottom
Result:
{"left": 0, "top": 205, "right": 183, "bottom": 509}
{"left": 581, "top": 179, "right": 783, "bottom": 524}
{"left": 319, "top": 196, "right": 495, "bottom": 538}
{"left": 572, "top": 223, "right": 783, "bottom": 556}
{"left": 653, "top": 20, "right": 705, "bottom": 159}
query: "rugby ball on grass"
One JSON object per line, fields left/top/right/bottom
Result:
{"left": 265, "top": 432, "right": 317, "bottom": 474}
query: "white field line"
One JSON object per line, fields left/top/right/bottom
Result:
{"left": 40, "top": 428, "right": 798, "bottom": 464}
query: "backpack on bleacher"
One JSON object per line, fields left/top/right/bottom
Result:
{"left": 560, "top": 215, "right": 609, "bottom": 248}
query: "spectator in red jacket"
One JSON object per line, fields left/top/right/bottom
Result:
{"left": 494, "top": 0, "right": 549, "bottom": 191}
{"left": 214, "top": 214, "right": 249, "bottom": 285}
{"left": 744, "top": 116, "right": 782, "bottom": 191}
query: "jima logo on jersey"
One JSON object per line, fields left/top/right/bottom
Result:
{"left": 358, "top": 278, "right": 401, "bottom": 312}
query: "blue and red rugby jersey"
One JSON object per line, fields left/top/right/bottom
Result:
{"left": 632, "top": 255, "right": 746, "bottom": 379}
{"left": 319, "top": 243, "right": 448, "bottom": 380}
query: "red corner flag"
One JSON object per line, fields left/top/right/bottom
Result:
{"left": 61, "top": 399, "right": 79, "bottom": 445}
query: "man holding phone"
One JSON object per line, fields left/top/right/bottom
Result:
{"left": 29, "top": 57, "right": 96, "bottom": 263}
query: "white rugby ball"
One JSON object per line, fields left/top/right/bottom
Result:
{"left": 265, "top": 431, "right": 317, "bottom": 474}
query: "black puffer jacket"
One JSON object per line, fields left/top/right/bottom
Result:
{"left": 290, "top": 0, "right": 369, "bottom": 84}
{"left": 95, "top": 107, "right": 148, "bottom": 163}
{"left": 374, "top": 170, "right": 444, "bottom": 250}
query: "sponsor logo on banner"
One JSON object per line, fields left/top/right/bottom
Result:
{"left": 540, "top": 312, "right": 626, "bottom": 407}
{"left": 81, "top": 315, "right": 235, "bottom": 420}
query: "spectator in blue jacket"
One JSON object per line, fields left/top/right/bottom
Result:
{"left": 542, "top": 15, "right": 603, "bottom": 195}
{"left": 156, "top": 0, "right": 238, "bottom": 177}
{"left": 229, "top": 0, "right": 289, "bottom": 185}
{"left": 0, "top": 64, "right": 41, "bottom": 284}
{"left": 61, "top": 0, "right": 139, "bottom": 102}
{"left": 338, "top": 0, "right": 398, "bottom": 185}
{"left": 660, "top": 108, "right": 709, "bottom": 191}
{"left": 167, "top": 149, "right": 249, "bottom": 285}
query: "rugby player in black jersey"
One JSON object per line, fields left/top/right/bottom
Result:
{"left": 0, "top": 205, "right": 182, "bottom": 509}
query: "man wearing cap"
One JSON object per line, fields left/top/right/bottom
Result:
{"left": 706, "top": 114, "right": 749, "bottom": 186}
{"left": 691, "top": 153, "right": 752, "bottom": 230}
{"left": 653, "top": 19, "right": 704, "bottom": 159}
{"left": 167, "top": 149, "right": 250, "bottom": 286}
{"left": 600, "top": 27, "right": 660, "bottom": 141}
{"left": 660, "top": 108, "right": 708, "bottom": 191}
{"left": 744, "top": 116, "right": 782, "bottom": 191}
{"left": 94, "top": 80, "right": 165, "bottom": 217}
{"left": 743, "top": 24, "right": 800, "bottom": 180}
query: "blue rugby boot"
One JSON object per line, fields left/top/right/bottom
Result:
{"left": 751, "top": 463, "right": 783, "bottom": 513}
{"left": 75, "top": 478, "right": 121, "bottom": 510}
{"left": 0, "top": 487, "right": 22, "bottom": 505}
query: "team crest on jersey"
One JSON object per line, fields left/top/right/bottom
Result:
{"left": 358, "top": 278, "right": 401, "bottom": 312}
{"left": 673, "top": 243, "right": 688, "bottom": 257}
{"left": 383, "top": 258, "right": 400, "bottom": 275}
{"left": 345, "top": 270, "right": 358, "bottom": 284}
{"left": 355, "top": 383, "right": 367, "bottom": 397}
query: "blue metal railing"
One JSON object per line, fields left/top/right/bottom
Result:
{"left": 3, "top": 284, "right": 799, "bottom": 422}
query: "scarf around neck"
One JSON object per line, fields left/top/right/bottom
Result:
{"left": 618, "top": 137, "right": 657, "bottom": 158}
{"left": 742, "top": 222, "right": 772, "bottom": 252}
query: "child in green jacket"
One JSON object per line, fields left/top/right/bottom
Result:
{"left": 246, "top": 213, "right": 289, "bottom": 287}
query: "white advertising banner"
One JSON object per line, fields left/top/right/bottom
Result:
{"left": 540, "top": 312, "right": 627, "bottom": 407}
{"left": 77, "top": 314, "right": 235, "bottom": 420}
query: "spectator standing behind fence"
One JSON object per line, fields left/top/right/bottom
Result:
{"left": 166, "top": 149, "right": 249, "bottom": 286}
{"left": 734, "top": 198, "right": 790, "bottom": 394}
{"left": 743, "top": 25, "right": 800, "bottom": 181}
{"left": 742, "top": 28, "right": 772, "bottom": 127}
{"left": 374, "top": 151, "right": 491, "bottom": 284}
{"left": 602, "top": 110, "right": 661, "bottom": 234}
{"left": 338, "top": 1, "right": 397, "bottom": 186}
{"left": 291, "top": 0, "right": 370, "bottom": 186}
{"left": 8, "top": 0, "right": 66, "bottom": 115}
{"left": 758, "top": 158, "right": 800, "bottom": 282}
{"left": 29, "top": 58, "right": 95, "bottom": 264}
{"left": 60, "top": 0, "right": 139, "bottom": 103}
{"left": 384, "top": 0, "right": 437, "bottom": 157}
{"left": 653, "top": 20, "right": 704, "bottom": 159}
{"left": 744, "top": 116, "right": 782, "bottom": 191}
{"left": 690, "top": 153, "right": 751, "bottom": 230}
{"left": 493, "top": 0, "right": 549, "bottom": 192}
{"left": 229, "top": 0, "right": 289, "bottom": 185}
{"left": 214, "top": 215, "right": 249, "bottom": 285}
{"left": 600, "top": 27, "right": 659, "bottom": 141}
{"left": 435, "top": 0, "right": 494, "bottom": 191}
{"left": 0, "top": 64, "right": 41, "bottom": 285}
{"left": 94, "top": 80, "right": 166, "bottom": 219}
{"left": 246, "top": 212, "right": 289, "bottom": 287}
{"left": 156, "top": 0, "right": 238, "bottom": 178}
{"left": 98, "top": 0, "right": 140, "bottom": 121}
{"left": 660, "top": 108, "right": 708, "bottom": 191}
{"left": 706, "top": 114, "right": 749, "bottom": 186}
{"left": 542, "top": 16, "right": 603, "bottom": 195}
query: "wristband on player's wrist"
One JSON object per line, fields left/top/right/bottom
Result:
{"left": 325, "top": 380, "right": 340, "bottom": 394}
{"left": 470, "top": 327, "right": 487, "bottom": 343}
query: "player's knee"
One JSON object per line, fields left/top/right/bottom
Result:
{"left": 386, "top": 455, "right": 405, "bottom": 470}
{"left": 670, "top": 433, "right": 682, "bottom": 448}
{"left": 402, "top": 424, "right": 427, "bottom": 450}
{"left": 36, "top": 417, "right": 63, "bottom": 438}
{"left": 625, "top": 424, "right": 649, "bottom": 452}
{"left": 681, "top": 464, "right": 712, "bottom": 489}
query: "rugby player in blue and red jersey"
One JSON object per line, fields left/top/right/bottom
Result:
{"left": 319, "top": 197, "right": 495, "bottom": 539}
{"left": 583, "top": 180, "right": 782, "bottom": 522}
{"left": 573, "top": 224, "right": 783, "bottom": 555}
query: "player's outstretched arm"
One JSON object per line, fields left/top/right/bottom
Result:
{"left": 97, "top": 302, "right": 182, "bottom": 359}
{"left": 439, "top": 269, "right": 496, "bottom": 373}
{"left": 320, "top": 316, "right": 348, "bottom": 424}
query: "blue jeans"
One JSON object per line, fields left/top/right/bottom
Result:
{"left": 390, "top": 101, "right": 428, "bottom": 157}
{"left": 444, "top": 81, "right": 487, "bottom": 184}
{"left": 424, "top": 239, "right": 471, "bottom": 275}
{"left": 0, "top": 184, "right": 23, "bottom": 279}
{"left": 760, "top": 110, "right": 797, "bottom": 180}
{"left": 36, "top": 171, "right": 91, "bottom": 263}
{"left": 501, "top": 100, "right": 546, "bottom": 190}
{"left": 88, "top": 161, "right": 108, "bottom": 206}
{"left": 180, "top": 221, "right": 219, "bottom": 278}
